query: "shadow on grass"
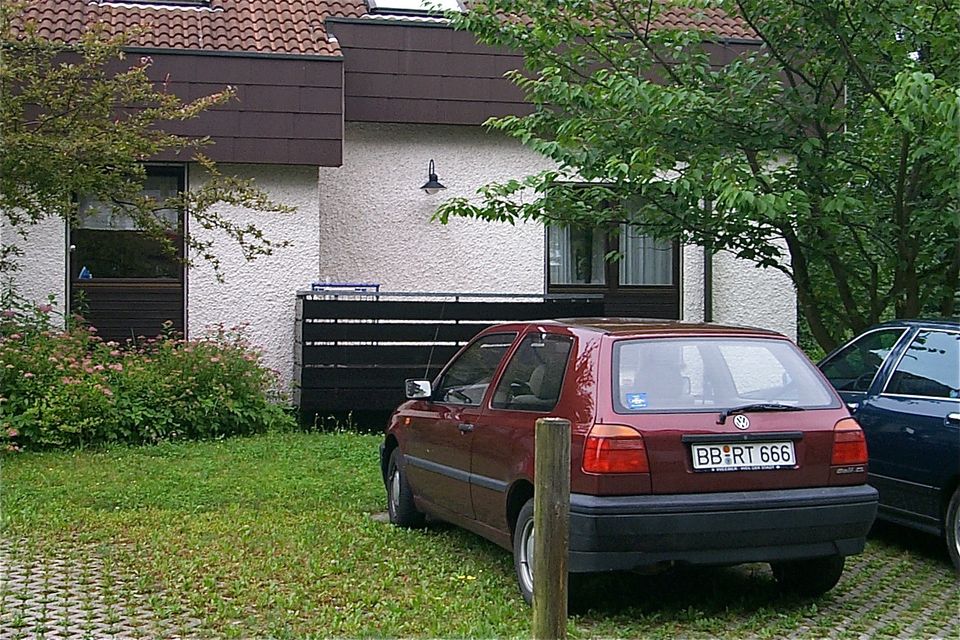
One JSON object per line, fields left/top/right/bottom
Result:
{"left": 568, "top": 564, "right": 805, "bottom": 617}
{"left": 868, "top": 520, "right": 951, "bottom": 567}
{"left": 419, "top": 519, "right": 811, "bottom": 619}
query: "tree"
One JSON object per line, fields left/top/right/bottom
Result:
{"left": 0, "top": 4, "right": 292, "bottom": 280}
{"left": 436, "top": 0, "right": 960, "bottom": 350}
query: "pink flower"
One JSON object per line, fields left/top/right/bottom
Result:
{"left": 9, "top": 333, "right": 21, "bottom": 340}
{"left": 6, "top": 428, "right": 18, "bottom": 438}
{"left": 110, "top": 350, "right": 121, "bottom": 356}
{"left": 88, "top": 326, "right": 98, "bottom": 333}
{"left": 210, "top": 357, "right": 221, "bottom": 363}
{"left": 22, "top": 372, "right": 34, "bottom": 379}
{"left": 101, "top": 387, "right": 113, "bottom": 397}
{"left": 37, "top": 304, "right": 53, "bottom": 314}
{"left": 109, "top": 363, "right": 123, "bottom": 372}
{"left": 1, "top": 309, "right": 15, "bottom": 318}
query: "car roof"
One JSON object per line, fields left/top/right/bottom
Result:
{"left": 509, "top": 318, "right": 785, "bottom": 338}
{"left": 867, "top": 318, "right": 960, "bottom": 331}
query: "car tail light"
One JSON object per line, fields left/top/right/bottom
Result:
{"left": 831, "top": 418, "right": 868, "bottom": 465}
{"left": 582, "top": 424, "right": 649, "bottom": 474}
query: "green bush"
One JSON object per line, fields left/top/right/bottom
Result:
{"left": 0, "top": 291, "right": 294, "bottom": 450}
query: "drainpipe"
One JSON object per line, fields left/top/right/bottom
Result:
{"left": 703, "top": 198, "right": 713, "bottom": 323}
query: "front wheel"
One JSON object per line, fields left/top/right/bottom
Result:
{"left": 386, "top": 449, "right": 425, "bottom": 528}
{"left": 771, "top": 555, "right": 845, "bottom": 597}
{"left": 945, "top": 487, "right": 960, "bottom": 573}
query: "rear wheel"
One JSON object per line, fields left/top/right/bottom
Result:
{"left": 513, "top": 500, "right": 536, "bottom": 605}
{"left": 512, "top": 499, "right": 586, "bottom": 607}
{"left": 945, "top": 487, "right": 960, "bottom": 573}
{"left": 386, "top": 449, "right": 425, "bottom": 528}
{"left": 771, "top": 555, "right": 845, "bottom": 597}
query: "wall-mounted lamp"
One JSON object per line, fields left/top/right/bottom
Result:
{"left": 420, "top": 159, "right": 446, "bottom": 195}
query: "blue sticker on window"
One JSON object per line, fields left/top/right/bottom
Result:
{"left": 625, "top": 392, "right": 648, "bottom": 409}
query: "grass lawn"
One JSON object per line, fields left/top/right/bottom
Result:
{"left": 1, "top": 432, "right": 956, "bottom": 638}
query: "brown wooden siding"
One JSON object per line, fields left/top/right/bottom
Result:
{"left": 122, "top": 52, "right": 345, "bottom": 166}
{"left": 329, "top": 20, "right": 531, "bottom": 125}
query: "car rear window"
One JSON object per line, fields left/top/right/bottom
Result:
{"left": 613, "top": 337, "right": 837, "bottom": 413}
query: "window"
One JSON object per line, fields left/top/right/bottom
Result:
{"left": 492, "top": 333, "right": 574, "bottom": 411}
{"left": 99, "top": 0, "right": 211, "bottom": 6}
{"left": 613, "top": 338, "right": 835, "bottom": 412}
{"left": 366, "top": 0, "right": 463, "bottom": 15}
{"left": 547, "top": 225, "right": 675, "bottom": 290}
{"left": 884, "top": 331, "right": 960, "bottom": 400}
{"left": 434, "top": 333, "right": 516, "bottom": 405}
{"left": 819, "top": 328, "right": 907, "bottom": 393}
{"left": 72, "top": 166, "right": 184, "bottom": 280}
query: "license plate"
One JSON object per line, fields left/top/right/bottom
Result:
{"left": 691, "top": 441, "right": 796, "bottom": 471}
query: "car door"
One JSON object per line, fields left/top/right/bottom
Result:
{"left": 403, "top": 332, "right": 516, "bottom": 520}
{"left": 470, "top": 331, "right": 575, "bottom": 530}
{"left": 819, "top": 326, "right": 911, "bottom": 411}
{"left": 853, "top": 328, "right": 960, "bottom": 532}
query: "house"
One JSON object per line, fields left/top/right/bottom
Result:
{"left": 5, "top": 0, "right": 796, "bottom": 395}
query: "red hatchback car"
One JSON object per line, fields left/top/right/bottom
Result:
{"left": 380, "top": 319, "right": 878, "bottom": 603}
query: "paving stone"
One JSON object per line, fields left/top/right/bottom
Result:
{"left": 0, "top": 539, "right": 204, "bottom": 640}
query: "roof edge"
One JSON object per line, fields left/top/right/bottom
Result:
{"left": 325, "top": 16, "right": 761, "bottom": 44}
{"left": 124, "top": 46, "right": 344, "bottom": 61}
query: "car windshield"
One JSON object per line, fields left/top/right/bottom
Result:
{"left": 613, "top": 337, "right": 837, "bottom": 413}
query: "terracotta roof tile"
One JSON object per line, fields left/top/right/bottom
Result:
{"left": 14, "top": 1, "right": 754, "bottom": 58}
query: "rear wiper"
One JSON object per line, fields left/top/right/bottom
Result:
{"left": 717, "top": 403, "right": 804, "bottom": 425}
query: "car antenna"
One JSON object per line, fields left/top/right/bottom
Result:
{"left": 424, "top": 299, "right": 447, "bottom": 379}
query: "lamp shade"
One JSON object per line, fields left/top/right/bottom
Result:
{"left": 421, "top": 159, "right": 446, "bottom": 194}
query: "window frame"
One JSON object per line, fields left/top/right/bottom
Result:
{"left": 432, "top": 332, "right": 518, "bottom": 407}
{"left": 489, "top": 332, "right": 575, "bottom": 413}
{"left": 545, "top": 224, "right": 680, "bottom": 295}
{"left": 71, "top": 164, "right": 187, "bottom": 283}
{"left": 819, "top": 326, "right": 910, "bottom": 396}
{"left": 879, "top": 328, "right": 960, "bottom": 402}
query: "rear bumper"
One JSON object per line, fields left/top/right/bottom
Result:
{"left": 568, "top": 484, "right": 878, "bottom": 573}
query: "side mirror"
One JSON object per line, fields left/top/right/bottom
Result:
{"left": 405, "top": 379, "right": 432, "bottom": 399}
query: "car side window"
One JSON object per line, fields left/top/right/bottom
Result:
{"left": 820, "top": 328, "right": 906, "bottom": 392}
{"left": 434, "top": 333, "right": 517, "bottom": 405}
{"left": 884, "top": 330, "right": 960, "bottom": 400}
{"left": 491, "top": 333, "right": 574, "bottom": 412}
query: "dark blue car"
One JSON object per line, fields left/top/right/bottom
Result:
{"left": 819, "top": 320, "right": 959, "bottom": 571}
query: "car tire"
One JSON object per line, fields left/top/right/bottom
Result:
{"left": 946, "top": 487, "right": 960, "bottom": 573}
{"left": 771, "top": 555, "right": 845, "bottom": 597}
{"left": 512, "top": 499, "right": 585, "bottom": 607}
{"left": 513, "top": 499, "right": 536, "bottom": 605}
{"left": 386, "top": 449, "right": 425, "bottom": 528}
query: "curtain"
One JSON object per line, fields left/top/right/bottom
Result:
{"left": 619, "top": 228, "right": 673, "bottom": 285}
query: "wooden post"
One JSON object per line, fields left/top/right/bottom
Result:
{"left": 533, "top": 417, "right": 571, "bottom": 640}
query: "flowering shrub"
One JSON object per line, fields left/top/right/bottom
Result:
{"left": 1, "top": 291, "right": 294, "bottom": 450}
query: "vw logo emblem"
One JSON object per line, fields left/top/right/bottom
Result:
{"left": 733, "top": 414, "right": 751, "bottom": 430}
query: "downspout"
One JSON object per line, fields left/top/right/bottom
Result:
{"left": 703, "top": 199, "right": 713, "bottom": 323}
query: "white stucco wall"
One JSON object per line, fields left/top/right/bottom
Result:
{"left": 1, "top": 216, "right": 67, "bottom": 317}
{"left": 187, "top": 164, "right": 320, "bottom": 392}
{"left": 682, "top": 244, "right": 797, "bottom": 339}
{"left": 318, "top": 123, "right": 553, "bottom": 294}
{"left": 3, "top": 123, "right": 797, "bottom": 395}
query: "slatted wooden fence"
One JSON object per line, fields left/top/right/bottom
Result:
{"left": 294, "top": 292, "right": 603, "bottom": 423}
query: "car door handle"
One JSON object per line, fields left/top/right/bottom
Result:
{"left": 458, "top": 423, "right": 475, "bottom": 433}
{"left": 846, "top": 401, "right": 860, "bottom": 412}
{"left": 946, "top": 413, "right": 960, "bottom": 425}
